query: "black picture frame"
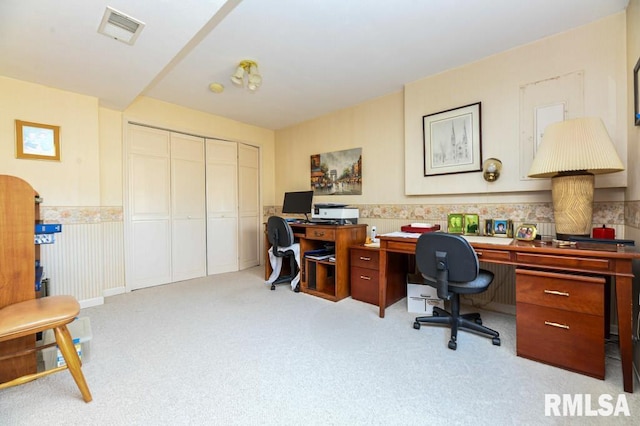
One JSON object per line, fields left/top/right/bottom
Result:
{"left": 422, "top": 102, "right": 482, "bottom": 176}
{"left": 635, "top": 57, "right": 640, "bottom": 126}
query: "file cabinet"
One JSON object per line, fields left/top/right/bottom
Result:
{"left": 515, "top": 268, "right": 605, "bottom": 379}
{"left": 350, "top": 246, "right": 380, "bottom": 305}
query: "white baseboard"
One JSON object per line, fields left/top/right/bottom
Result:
{"left": 79, "top": 296, "right": 104, "bottom": 309}
{"left": 104, "top": 286, "right": 126, "bottom": 297}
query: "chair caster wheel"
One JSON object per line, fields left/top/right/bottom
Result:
{"left": 413, "top": 322, "right": 421, "bottom": 330}
{"left": 492, "top": 337, "right": 501, "bottom": 346}
{"left": 448, "top": 340, "right": 457, "bottom": 350}
{"left": 271, "top": 285, "right": 275, "bottom": 290}
{"left": 294, "top": 284, "right": 300, "bottom": 293}
{"left": 474, "top": 318, "right": 482, "bottom": 325}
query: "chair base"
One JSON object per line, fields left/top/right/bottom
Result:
{"left": 413, "top": 296, "right": 500, "bottom": 350}
{"left": 270, "top": 254, "right": 299, "bottom": 292}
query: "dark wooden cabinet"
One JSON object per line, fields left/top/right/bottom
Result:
{"left": 515, "top": 268, "right": 605, "bottom": 379}
{"left": 350, "top": 246, "right": 380, "bottom": 305}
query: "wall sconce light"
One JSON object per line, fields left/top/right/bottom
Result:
{"left": 230, "top": 60, "right": 262, "bottom": 92}
{"left": 483, "top": 158, "right": 502, "bottom": 182}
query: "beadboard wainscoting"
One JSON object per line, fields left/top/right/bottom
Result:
{"left": 39, "top": 210, "right": 125, "bottom": 308}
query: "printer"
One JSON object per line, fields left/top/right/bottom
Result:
{"left": 312, "top": 203, "right": 359, "bottom": 224}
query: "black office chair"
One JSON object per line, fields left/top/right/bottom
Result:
{"left": 412, "top": 232, "right": 500, "bottom": 350}
{"left": 266, "top": 216, "right": 299, "bottom": 291}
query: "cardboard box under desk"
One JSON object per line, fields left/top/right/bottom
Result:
{"left": 407, "top": 274, "right": 444, "bottom": 314}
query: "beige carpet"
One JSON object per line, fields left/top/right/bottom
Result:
{"left": 1, "top": 266, "right": 638, "bottom": 425}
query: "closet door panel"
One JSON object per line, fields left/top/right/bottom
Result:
{"left": 131, "top": 220, "right": 171, "bottom": 287}
{"left": 238, "top": 144, "right": 260, "bottom": 269}
{"left": 206, "top": 139, "right": 239, "bottom": 275}
{"left": 171, "top": 133, "right": 206, "bottom": 281}
{"left": 126, "top": 126, "right": 171, "bottom": 290}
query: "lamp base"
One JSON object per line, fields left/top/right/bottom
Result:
{"left": 551, "top": 172, "right": 594, "bottom": 240}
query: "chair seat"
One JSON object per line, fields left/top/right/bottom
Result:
{"left": 424, "top": 269, "right": 494, "bottom": 295}
{"left": 0, "top": 295, "right": 79, "bottom": 342}
{"left": 0, "top": 295, "right": 91, "bottom": 402}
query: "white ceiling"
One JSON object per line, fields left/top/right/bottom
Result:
{"left": 0, "top": 0, "right": 629, "bottom": 130}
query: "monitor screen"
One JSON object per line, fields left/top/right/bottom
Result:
{"left": 282, "top": 190, "right": 313, "bottom": 214}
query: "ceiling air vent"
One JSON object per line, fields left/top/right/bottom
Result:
{"left": 98, "top": 6, "right": 145, "bottom": 45}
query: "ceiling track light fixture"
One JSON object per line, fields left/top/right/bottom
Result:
{"left": 230, "top": 60, "right": 262, "bottom": 92}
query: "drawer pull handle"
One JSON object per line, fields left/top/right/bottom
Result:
{"left": 359, "top": 256, "right": 371, "bottom": 261}
{"left": 476, "top": 251, "right": 483, "bottom": 256}
{"left": 315, "top": 231, "right": 325, "bottom": 236}
{"left": 544, "top": 321, "right": 569, "bottom": 330}
{"left": 544, "top": 290, "right": 569, "bottom": 297}
{"left": 360, "top": 275, "right": 371, "bottom": 280}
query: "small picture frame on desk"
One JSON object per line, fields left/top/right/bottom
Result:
{"left": 447, "top": 213, "right": 464, "bottom": 234}
{"left": 515, "top": 224, "right": 537, "bottom": 241}
{"left": 463, "top": 213, "right": 480, "bottom": 235}
{"left": 490, "top": 219, "right": 513, "bottom": 237}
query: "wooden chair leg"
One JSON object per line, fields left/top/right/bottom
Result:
{"left": 54, "top": 325, "right": 92, "bottom": 402}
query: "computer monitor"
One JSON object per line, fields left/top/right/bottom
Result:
{"left": 282, "top": 190, "right": 313, "bottom": 220}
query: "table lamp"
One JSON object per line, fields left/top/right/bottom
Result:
{"left": 527, "top": 117, "right": 624, "bottom": 239}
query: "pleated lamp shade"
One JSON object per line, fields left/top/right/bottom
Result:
{"left": 528, "top": 117, "right": 624, "bottom": 178}
{"left": 527, "top": 117, "right": 624, "bottom": 239}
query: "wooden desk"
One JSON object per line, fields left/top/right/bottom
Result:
{"left": 265, "top": 222, "right": 366, "bottom": 301}
{"left": 378, "top": 234, "right": 640, "bottom": 393}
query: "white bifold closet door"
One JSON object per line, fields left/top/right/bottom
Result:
{"left": 171, "top": 133, "right": 206, "bottom": 281}
{"left": 206, "top": 139, "right": 239, "bottom": 274}
{"left": 126, "top": 125, "right": 206, "bottom": 290}
{"left": 238, "top": 143, "right": 260, "bottom": 270}
{"left": 206, "top": 140, "right": 260, "bottom": 273}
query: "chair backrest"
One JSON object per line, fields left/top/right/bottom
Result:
{"left": 267, "top": 216, "right": 295, "bottom": 250}
{"left": 415, "top": 232, "right": 479, "bottom": 300}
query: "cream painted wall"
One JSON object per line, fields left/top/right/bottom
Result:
{"left": 275, "top": 14, "right": 628, "bottom": 207}
{"left": 405, "top": 13, "right": 628, "bottom": 197}
{"left": 275, "top": 92, "right": 405, "bottom": 205}
{"left": 627, "top": 0, "right": 640, "bottom": 200}
{"left": 99, "top": 107, "right": 123, "bottom": 206}
{"left": 0, "top": 76, "right": 101, "bottom": 206}
{"left": 0, "top": 79, "right": 277, "bottom": 208}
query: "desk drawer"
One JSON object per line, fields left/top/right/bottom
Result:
{"left": 350, "top": 266, "right": 379, "bottom": 305}
{"left": 514, "top": 252, "right": 610, "bottom": 272}
{"left": 516, "top": 302, "right": 604, "bottom": 379}
{"left": 516, "top": 269, "right": 604, "bottom": 315}
{"left": 305, "top": 227, "right": 336, "bottom": 241}
{"left": 350, "top": 248, "right": 379, "bottom": 270}
{"left": 475, "top": 248, "right": 512, "bottom": 262}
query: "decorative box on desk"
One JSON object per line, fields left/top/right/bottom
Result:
{"left": 400, "top": 224, "right": 440, "bottom": 233}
